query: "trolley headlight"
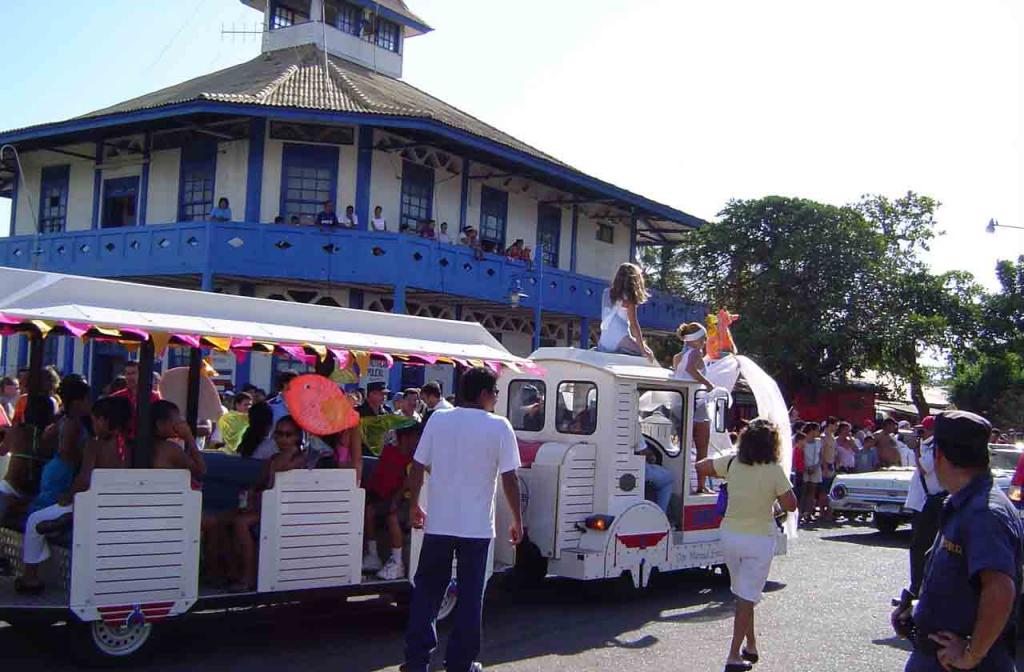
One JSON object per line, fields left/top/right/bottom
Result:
{"left": 1009, "top": 485, "right": 1022, "bottom": 503}
{"left": 830, "top": 484, "right": 848, "bottom": 501}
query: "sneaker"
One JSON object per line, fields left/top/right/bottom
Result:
{"left": 376, "top": 557, "right": 405, "bottom": 580}
{"left": 362, "top": 552, "right": 382, "bottom": 573}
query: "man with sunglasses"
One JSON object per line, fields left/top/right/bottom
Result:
{"left": 402, "top": 367, "right": 523, "bottom": 672}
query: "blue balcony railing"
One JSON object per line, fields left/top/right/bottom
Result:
{"left": 0, "top": 222, "right": 704, "bottom": 332}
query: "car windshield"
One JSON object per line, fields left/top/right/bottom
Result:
{"left": 990, "top": 448, "right": 1021, "bottom": 472}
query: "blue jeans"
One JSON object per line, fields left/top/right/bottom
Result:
{"left": 645, "top": 463, "right": 673, "bottom": 513}
{"left": 404, "top": 534, "right": 491, "bottom": 672}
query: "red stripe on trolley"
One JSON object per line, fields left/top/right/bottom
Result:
{"left": 616, "top": 531, "right": 667, "bottom": 549}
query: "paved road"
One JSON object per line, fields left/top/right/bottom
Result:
{"left": 0, "top": 522, "right": 1017, "bottom": 671}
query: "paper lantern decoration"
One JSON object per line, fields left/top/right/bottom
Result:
{"left": 284, "top": 374, "right": 359, "bottom": 436}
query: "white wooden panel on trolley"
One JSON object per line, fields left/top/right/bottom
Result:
{"left": 554, "top": 443, "right": 596, "bottom": 559}
{"left": 70, "top": 469, "right": 200, "bottom": 624}
{"left": 257, "top": 469, "right": 363, "bottom": 593}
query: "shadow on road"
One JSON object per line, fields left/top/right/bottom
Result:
{"left": 819, "top": 530, "right": 912, "bottom": 549}
{"left": 0, "top": 569, "right": 744, "bottom": 671}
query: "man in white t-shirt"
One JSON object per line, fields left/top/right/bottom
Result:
{"left": 403, "top": 367, "right": 523, "bottom": 672}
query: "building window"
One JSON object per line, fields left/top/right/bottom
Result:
{"left": 101, "top": 176, "right": 139, "bottom": 229}
{"left": 400, "top": 161, "right": 433, "bottom": 232}
{"left": 280, "top": 143, "right": 338, "bottom": 225}
{"left": 178, "top": 142, "right": 217, "bottom": 221}
{"left": 270, "top": 0, "right": 309, "bottom": 29}
{"left": 537, "top": 204, "right": 561, "bottom": 268}
{"left": 328, "top": 0, "right": 361, "bottom": 35}
{"left": 596, "top": 222, "right": 615, "bottom": 244}
{"left": 375, "top": 18, "right": 400, "bottom": 52}
{"left": 38, "top": 165, "right": 70, "bottom": 233}
{"left": 479, "top": 186, "right": 508, "bottom": 251}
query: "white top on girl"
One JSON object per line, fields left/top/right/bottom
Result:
{"left": 597, "top": 288, "right": 630, "bottom": 352}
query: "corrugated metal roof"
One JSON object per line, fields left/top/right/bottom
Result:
{"left": 67, "top": 45, "right": 570, "bottom": 168}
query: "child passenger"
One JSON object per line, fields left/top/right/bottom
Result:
{"left": 150, "top": 400, "right": 207, "bottom": 486}
{"left": 362, "top": 418, "right": 422, "bottom": 580}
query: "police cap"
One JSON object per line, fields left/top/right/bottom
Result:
{"left": 933, "top": 410, "right": 992, "bottom": 467}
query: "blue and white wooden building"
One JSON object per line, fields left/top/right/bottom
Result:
{"left": 0, "top": 0, "right": 703, "bottom": 393}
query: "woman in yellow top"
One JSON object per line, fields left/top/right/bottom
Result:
{"left": 697, "top": 418, "right": 798, "bottom": 672}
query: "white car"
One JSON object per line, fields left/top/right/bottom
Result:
{"left": 829, "top": 446, "right": 1019, "bottom": 534}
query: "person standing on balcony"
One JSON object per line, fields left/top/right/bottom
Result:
{"left": 420, "top": 220, "right": 437, "bottom": 239}
{"left": 597, "top": 262, "right": 654, "bottom": 361}
{"left": 437, "top": 222, "right": 452, "bottom": 245}
{"left": 371, "top": 205, "right": 388, "bottom": 231}
{"left": 343, "top": 204, "right": 358, "bottom": 228}
{"left": 210, "top": 197, "right": 232, "bottom": 222}
{"left": 315, "top": 200, "right": 340, "bottom": 228}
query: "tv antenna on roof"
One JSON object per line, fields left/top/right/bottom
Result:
{"left": 219, "top": 22, "right": 264, "bottom": 43}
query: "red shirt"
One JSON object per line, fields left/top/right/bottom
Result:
{"left": 111, "top": 387, "right": 162, "bottom": 438}
{"left": 368, "top": 442, "right": 412, "bottom": 500}
{"left": 793, "top": 442, "right": 805, "bottom": 473}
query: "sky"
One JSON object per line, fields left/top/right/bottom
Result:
{"left": 0, "top": 0, "right": 1020, "bottom": 289}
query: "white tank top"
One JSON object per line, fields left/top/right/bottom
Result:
{"left": 673, "top": 346, "right": 705, "bottom": 381}
{"left": 598, "top": 288, "right": 630, "bottom": 350}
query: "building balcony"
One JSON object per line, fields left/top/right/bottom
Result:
{"left": 0, "top": 222, "right": 703, "bottom": 333}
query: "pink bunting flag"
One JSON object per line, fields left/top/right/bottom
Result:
{"left": 234, "top": 350, "right": 249, "bottom": 365}
{"left": 328, "top": 348, "right": 351, "bottom": 370}
{"left": 371, "top": 351, "right": 394, "bottom": 368}
{"left": 484, "top": 360, "right": 503, "bottom": 374}
{"left": 280, "top": 343, "right": 316, "bottom": 364}
{"left": 418, "top": 354, "right": 439, "bottom": 366}
{"left": 60, "top": 321, "right": 90, "bottom": 338}
{"left": 173, "top": 334, "right": 201, "bottom": 348}
{"left": 0, "top": 314, "right": 22, "bottom": 325}
{"left": 230, "top": 337, "right": 253, "bottom": 350}
{"left": 119, "top": 327, "right": 149, "bottom": 340}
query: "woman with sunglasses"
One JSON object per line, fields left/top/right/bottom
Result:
{"left": 227, "top": 416, "right": 306, "bottom": 592}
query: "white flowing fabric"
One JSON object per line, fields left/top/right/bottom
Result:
{"left": 705, "top": 355, "right": 798, "bottom": 539}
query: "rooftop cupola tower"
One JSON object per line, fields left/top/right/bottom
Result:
{"left": 240, "top": 0, "right": 432, "bottom": 78}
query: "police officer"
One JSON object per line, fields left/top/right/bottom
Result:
{"left": 894, "top": 410, "right": 1024, "bottom": 671}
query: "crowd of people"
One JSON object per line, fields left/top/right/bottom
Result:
{"left": 786, "top": 412, "right": 928, "bottom": 526}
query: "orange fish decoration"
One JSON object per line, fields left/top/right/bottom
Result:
{"left": 705, "top": 309, "right": 739, "bottom": 360}
{"left": 284, "top": 374, "right": 360, "bottom": 436}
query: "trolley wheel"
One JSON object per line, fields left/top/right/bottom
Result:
{"left": 512, "top": 538, "right": 548, "bottom": 588}
{"left": 436, "top": 578, "right": 458, "bottom": 621}
{"left": 68, "top": 619, "right": 158, "bottom": 667}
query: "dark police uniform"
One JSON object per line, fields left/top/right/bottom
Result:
{"left": 906, "top": 473, "right": 1024, "bottom": 671}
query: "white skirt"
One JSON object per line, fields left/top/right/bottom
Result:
{"left": 720, "top": 528, "right": 776, "bottom": 603}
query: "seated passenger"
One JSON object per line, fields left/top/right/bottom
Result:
{"left": 237, "top": 401, "right": 276, "bottom": 459}
{"left": 227, "top": 416, "right": 306, "bottom": 592}
{"left": 637, "top": 435, "right": 674, "bottom": 515}
{"left": 596, "top": 263, "right": 654, "bottom": 360}
{"left": 16, "top": 395, "right": 133, "bottom": 594}
{"left": 150, "top": 400, "right": 207, "bottom": 486}
{"left": 0, "top": 395, "right": 58, "bottom": 525}
{"left": 29, "top": 378, "right": 92, "bottom": 518}
{"left": 362, "top": 419, "right": 422, "bottom": 580}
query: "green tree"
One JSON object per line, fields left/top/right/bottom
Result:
{"left": 675, "top": 196, "right": 883, "bottom": 396}
{"left": 950, "top": 255, "right": 1024, "bottom": 427}
{"left": 855, "top": 193, "right": 983, "bottom": 417}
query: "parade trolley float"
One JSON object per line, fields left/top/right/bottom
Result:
{"left": 502, "top": 308, "right": 796, "bottom": 590}
{"left": 0, "top": 266, "right": 535, "bottom": 664}
{"left": 0, "top": 267, "right": 794, "bottom": 663}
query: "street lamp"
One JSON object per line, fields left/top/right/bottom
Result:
{"left": 986, "top": 218, "right": 1024, "bottom": 233}
{"left": 507, "top": 244, "right": 544, "bottom": 352}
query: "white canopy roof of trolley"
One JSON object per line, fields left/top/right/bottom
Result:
{"left": 0, "top": 266, "right": 528, "bottom": 365}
